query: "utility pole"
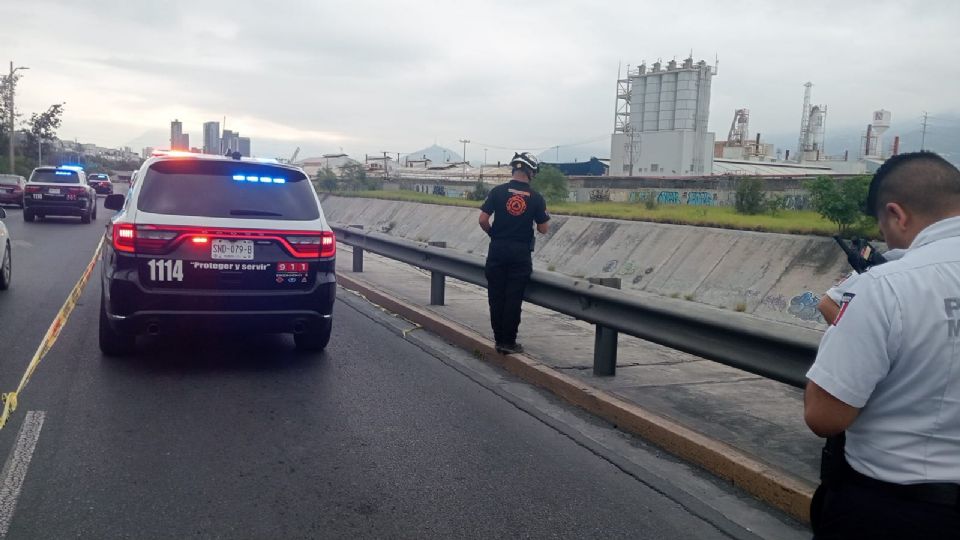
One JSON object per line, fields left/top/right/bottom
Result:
{"left": 381, "top": 151, "right": 390, "bottom": 183}
{"left": 7, "top": 61, "right": 29, "bottom": 173}
{"left": 459, "top": 138, "right": 470, "bottom": 181}
{"left": 920, "top": 111, "right": 930, "bottom": 151}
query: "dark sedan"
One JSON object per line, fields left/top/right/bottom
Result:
{"left": 0, "top": 175, "right": 25, "bottom": 208}
{"left": 88, "top": 173, "right": 113, "bottom": 195}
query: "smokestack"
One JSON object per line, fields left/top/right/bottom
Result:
{"left": 785, "top": 149, "right": 790, "bottom": 161}
{"left": 865, "top": 124, "right": 873, "bottom": 156}
{"left": 893, "top": 136, "right": 900, "bottom": 156}
{"left": 844, "top": 150, "right": 849, "bottom": 161}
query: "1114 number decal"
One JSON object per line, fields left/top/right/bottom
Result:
{"left": 147, "top": 259, "right": 184, "bottom": 282}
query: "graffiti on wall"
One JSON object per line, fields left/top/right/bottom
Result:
{"left": 657, "top": 191, "right": 680, "bottom": 205}
{"left": 686, "top": 191, "right": 714, "bottom": 206}
{"left": 787, "top": 291, "right": 825, "bottom": 323}
{"left": 782, "top": 194, "right": 809, "bottom": 210}
{"left": 628, "top": 191, "right": 650, "bottom": 203}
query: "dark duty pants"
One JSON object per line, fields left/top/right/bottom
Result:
{"left": 812, "top": 480, "right": 960, "bottom": 539}
{"left": 484, "top": 240, "right": 533, "bottom": 345}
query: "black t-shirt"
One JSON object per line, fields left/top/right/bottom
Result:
{"left": 481, "top": 180, "right": 550, "bottom": 245}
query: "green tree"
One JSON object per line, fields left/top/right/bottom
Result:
{"left": 532, "top": 165, "right": 569, "bottom": 203}
{"left": 467, "top": 180, "right": 490, "bottom": 201}
{"left": 805, "top": 175, "right": 873, "bottom": 235}
{"left": 314, "top": 167, "right": 339, "bottom": 192}
{"left": 21, "top": 103, "right": 65, "bottom": 164}
{"left": 734, "top": 177, "right": 765, "bottom": 215}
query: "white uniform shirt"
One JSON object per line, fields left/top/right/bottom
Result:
{"left": 807, "top": 216, "right": 960, "bottom": 484}
{"left": 825, "top": 249, "right": 906, "bottom": 304}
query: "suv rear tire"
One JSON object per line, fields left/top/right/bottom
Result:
{"left": 294, "top": 319, "right": 332, "bottom": 351}
{"left": 81, "top": 210, "right": 91, "bottom": 224}
{"left": 99, "top": 295, "right": 134, "bottom": 356}
{"left": 23, "top": 209, "right": 34, "bottom": 222}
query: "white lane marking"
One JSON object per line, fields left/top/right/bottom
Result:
{"left": 0, "top": 411, "right": 45, "bottom": 538}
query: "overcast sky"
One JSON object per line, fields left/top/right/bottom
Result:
{"left": 2, "top": 0, "right": 957, "bottom": 161}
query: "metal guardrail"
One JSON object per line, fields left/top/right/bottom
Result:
{"left": 332, "top": 224, "right": 822, "bottom": 389}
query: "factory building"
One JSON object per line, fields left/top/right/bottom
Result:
{"left": 610, "top": 56, "right": 717, "bottom": 177}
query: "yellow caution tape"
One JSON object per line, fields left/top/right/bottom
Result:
{"left": 0, "top": 237, "right": 103, "bottom": 430}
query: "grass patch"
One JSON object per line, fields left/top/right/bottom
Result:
{"left": 334, "top": 190, "right": 878, "bottom": 237}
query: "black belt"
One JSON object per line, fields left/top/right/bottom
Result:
{"left": 843, "top": 461, "right": 960, "bottom": 509}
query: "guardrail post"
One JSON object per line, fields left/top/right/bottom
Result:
{"left": 349, "top": 225, "right": 364, "bottom": 273}
{"left": 589, "top": 277, "right": 621, "bottom": 376}
{"left": 429, "top": 241, "right": 447, "bottom": 305}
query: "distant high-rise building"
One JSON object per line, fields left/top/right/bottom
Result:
{"left": 221, "top": 129, "right": 240, "bottom": 154}
{"left": 170, "top": 119, "right": 184, "bottom": 150}
{"left": 203, "top": 121, "right": 221, "bottom": 154}
{"left": 180, "top": 133, "right": 190, "bottom": 151}
{"left": 142, "top": 146, "right": 155, "bottom": 159}
{"left": 238, "top": 137, "right": 251, "bottom": 157}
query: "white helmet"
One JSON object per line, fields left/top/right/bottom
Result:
{"left": 509, "top": 152, "right": 540, "bottom": 177}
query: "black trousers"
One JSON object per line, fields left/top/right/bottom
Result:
{"left": 812, "top": 480, "right": 960, "bottom": 539}
{"left": 484, "top": 240, "right": 533, "bottom": 345}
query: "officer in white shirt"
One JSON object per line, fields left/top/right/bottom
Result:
{"left": 818, "top": 248, "right": 905, "bottom": 325}
{"left": 805, "top": 151, "right": 960, "bottom": 539}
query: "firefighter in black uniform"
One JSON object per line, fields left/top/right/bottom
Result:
{"left": 478, "top": 152, "right": 550, "bottom": 354}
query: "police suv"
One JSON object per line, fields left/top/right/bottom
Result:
{"left": 99, "top": 153, "right": 336, "bottom": 355}
{"left": 24, "top": 166, "right": 98, "bottom": 223}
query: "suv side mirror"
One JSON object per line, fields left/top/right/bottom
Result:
{"left": 104, "top": 194, "right": 125, "bottom": 211}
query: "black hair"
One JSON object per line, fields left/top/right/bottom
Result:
{"left": 865, "top": 151, "right": 960, "bottom": 218}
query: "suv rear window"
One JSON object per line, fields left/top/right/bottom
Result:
{"left": 137, "top": 160, "right": 320, "bottom": 221}
{"left": 0, "top": 175, "right": 22, "bottom": 186}
{"left": 30, "top": 170, "right": 80, "bottom": 184}
{"left": 89, "top": 174, "right": 109, "bottom": 180}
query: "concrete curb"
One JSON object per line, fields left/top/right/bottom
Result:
{"left": 337, "top": 272, "right": 816, "bottom": 523}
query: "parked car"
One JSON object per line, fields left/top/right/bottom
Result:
{"left": 23, "top": 166, "right": 98, "bottom": 223}
{"left": 88, "top": 173, "right": 114, "bottom": 195}
{"left": 99, "top": 153, "right": 335, "bottom": 355}
{"left": 0, "top": 207, "right": 10, "bottom": 290}
{"left": 0, "top": 174, "right": 26, "bottom": 208}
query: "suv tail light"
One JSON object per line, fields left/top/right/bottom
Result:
{"left": 106, "top": 225, "right": 335, "bottom": 258}
{"left": 109, "top": 223, "right": 136, "bottom": 253}
{"left": 25, "top": 185, "right": 40, "bottom": 194}
{"left": 286, "top": 231, "right": 336, "bottom": 258}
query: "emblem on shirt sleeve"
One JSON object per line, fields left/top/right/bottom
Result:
{"left": 833, "top": 292, "right": 856, "bottom": 326}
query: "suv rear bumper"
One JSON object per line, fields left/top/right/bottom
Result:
{"left": 102, "top": 263, "right": 336, "bottom": 336}
{"left": 24, "top": 199, "right": 89, "bottom": 215}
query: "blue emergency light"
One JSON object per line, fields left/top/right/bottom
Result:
{"left": 232, "top": 174, "right": 286, "bottom": 184}
{"left": 54, "top": 171, "right": 73, "bottom": 176}
{"left": 59, "top": 165, "right": 84, "bottom": 171}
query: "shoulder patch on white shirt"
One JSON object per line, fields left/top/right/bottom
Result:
{"left": 834, "top": 292, "right": 856, "bottom": 326}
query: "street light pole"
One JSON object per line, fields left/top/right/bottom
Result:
{"left": 459, "top": 138, "right": 470, "bottom": 181}
{"left": 7, "top": 62, "right": 29, "bottom": 173}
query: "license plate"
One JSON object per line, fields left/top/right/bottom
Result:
{"left": 32, "top": 194, "right": 42, "bottom": 199}
{"left": 48, "top": 188, "right": 60, "bottom": 195}
{"left": 211, "top": 239, "right": 254, "bottom": 260}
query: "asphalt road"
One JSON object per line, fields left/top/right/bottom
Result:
{"left": 0, "top": 194, "right": 804, "bottom": 539}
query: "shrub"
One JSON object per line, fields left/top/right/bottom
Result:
{"left": 805, "top": 175, "right": 874, "bottom": 235}
{"left": 735, "top": 177, "right": 765, "bottom": 215}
